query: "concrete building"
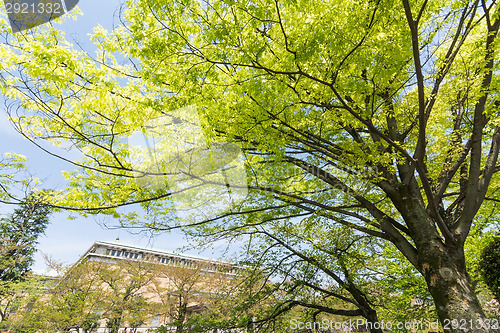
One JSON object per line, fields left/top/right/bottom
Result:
{"left": 71, "top": 240, "right": 241, "bottom": 332}
{"left": 83, "top": 240, "right": 240, "bottom": 276}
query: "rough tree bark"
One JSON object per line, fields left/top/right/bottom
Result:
{"left": 418, "top": 241, "right": 489, "bottom": 333}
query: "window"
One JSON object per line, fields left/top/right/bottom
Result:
{"left": 111, "top": 250, "right": 116, "bottom": 256}
{"left": 116, "top": 251, "right": 121, "bottom": 256}
{"left": 151, "top": 315, "right": 160, "bottom": 326}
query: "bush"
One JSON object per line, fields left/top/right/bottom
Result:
{"left": 479, "top": 237, "right": 500, "bottom": 301}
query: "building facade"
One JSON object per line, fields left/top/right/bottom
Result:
{"left": 72, "top": 240, "right": 241, "bottom": 332}
{"left": 83, "top": 240, "right": 239, "bottom": 277}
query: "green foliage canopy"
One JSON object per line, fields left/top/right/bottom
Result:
{"left": 1, "top": 0, "right": 500, "bottom": 330}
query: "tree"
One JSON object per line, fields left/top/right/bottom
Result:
{"left": 93, "top": 259, "right": 157, "bottom": 333}
{"left": 0, "top": 194, "right": 51, "bottom": 284}
{"left": 16, "top": 259, "right": 104, "bottom": 333}
{"left": 0, "top": 275, "right": 47, "bottom": 331}
{"left": 226, "top": 224, "right": 387, "bottom": 333}
{"left": 147, "top": 260, "right": 239, "bottom": 332}
{"left": 150, "top": 264, "right": 204, "bottom": 333}
{"left": 13, "top": 257, "right": 158, "bottom": 332}
{"left": 479, "top": 236, "right": 500, "bottom": 302}
{"left": 0, "top": 194, "right": 51, "bottom": 324}
{"left": 1, "top": 0, "right": 500, "bottom": 331}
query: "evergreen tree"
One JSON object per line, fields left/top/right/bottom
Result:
{"left": 0, "top": 195, "right": 51, "bottom": 283}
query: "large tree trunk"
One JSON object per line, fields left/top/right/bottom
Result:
{"left": 364, "top": 309, "right": 384, "bottom": 333}
{"left": 418, "top": 239, "right": 491, "bottom": 333}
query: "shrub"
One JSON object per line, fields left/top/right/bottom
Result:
{"left": 479, "top": 237, "right": 500, "bottom": 301}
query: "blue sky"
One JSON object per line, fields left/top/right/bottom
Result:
{"left": 0, "top": 0, "right": 227, "bottom": 274}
